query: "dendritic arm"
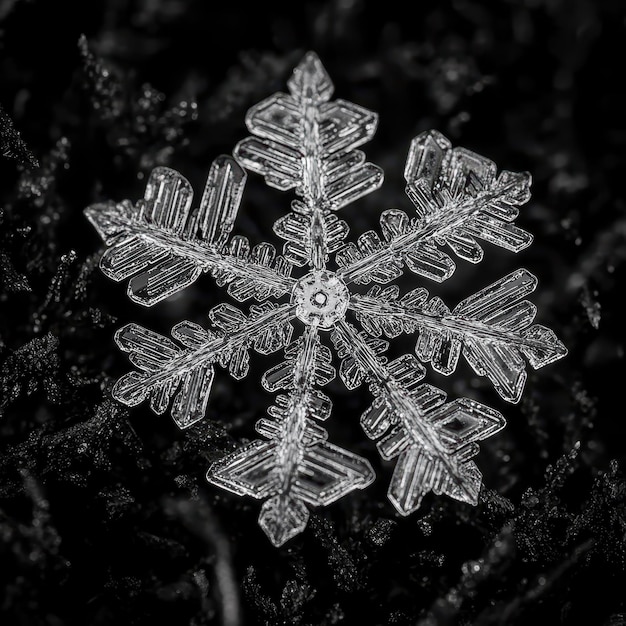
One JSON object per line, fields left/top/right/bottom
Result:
{"left": 112, "top": 302, "right": 295, "bottom": 429}
{"left": 207, "top": 327, "right": 374, "bottom": 546}
{"left": 332, "top": 321, "right": 505, "bottom": 515}
{"left": 85, "top": 156, "right": 294, "bottom": 306}
{"left": 337, "top": 130, "right": 533, "bottom": 286}
{"left": 350, "top": 269, "right": 567, "bottom": 402}
{"left": 234, "top": 52, "right": 383, "bottom": 269}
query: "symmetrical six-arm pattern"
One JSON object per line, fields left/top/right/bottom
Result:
{"left": 85, "top": 53, "right": 566, "bottom": 546}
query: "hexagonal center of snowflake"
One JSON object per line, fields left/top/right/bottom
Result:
{"left": 292, "top": 271, "right": 350, "bottom": 330}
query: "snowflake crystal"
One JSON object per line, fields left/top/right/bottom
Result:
{"left": 85, "top": 52, "right": 567, "bottom": 546}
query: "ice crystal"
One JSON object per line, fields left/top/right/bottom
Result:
{"left": 85, "top": 52, "right": 567, "bottom": 546}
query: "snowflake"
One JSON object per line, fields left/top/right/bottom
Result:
{"left": 85, "top": 53, "right": 567, "bottom": 546}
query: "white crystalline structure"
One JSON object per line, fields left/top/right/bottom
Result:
{"left": 85, "top": 52, "right": 567, "bottom": 547}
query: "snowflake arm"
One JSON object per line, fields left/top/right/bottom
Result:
{"left": 207, "top": 326, "right": 374, "bottom": 546}
{"left": 336, "top": 130, "right": 533, "bottom": 286}
{"left": 332, "top": 320, "right": 505, "bottom": 515}
{"left": 233, "top": 52, "right": 383, "bottom": 269}
{"left": 112, "top": 302, "right": 295, "bottom": 428}
{"left": 85, "top": 156, "right": 295, "bottom": 306}
{"left": 350, "top": 269, "right": 567, "bottom": 402}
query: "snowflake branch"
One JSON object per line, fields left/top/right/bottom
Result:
{"left": 272, "top": 326, "right": 320, "bottom": 494}
{"left": 298, "top": 70, "right": 329, "bottom": 270}
{"left": 337, "top": 130, "right": 533, "bottom": 286}
{"left": 85, "top": 156, "right": 294, "bottom": 306}
{"left": 332, "top": 320, "right": 504, "bottom": 514}
{"left": 208, "top": 326, "right": 373, "bottom": 546}
{"left": 113, "top": 302, "right": 296, "bottom": 428}
{"left": 95, "top": 204, "right": 294, "bottom": 292}
{"left": 351, "top": 294, "right": 546, "bottom": 350}
{"left": 338, "top": 177, "right": 522, "bottom": 284}
{"left": 350, "top": 269, "right": 567, "bottom": 402}
{"left": 234, "top": 52, "right": 383, "bottom": 269}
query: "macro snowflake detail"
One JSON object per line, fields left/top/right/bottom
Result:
{"left": 85, "top": 52, "right": 567, "bottom": 547}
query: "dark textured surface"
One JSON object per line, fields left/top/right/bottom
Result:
{"left": 1, "top": 1, "right": 625, "bottom": 624}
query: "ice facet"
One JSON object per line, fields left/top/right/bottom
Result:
{"left": 86, "top": 51, "right": 566, "bottom": 546}
{"left": 192, "top": 154, "right": 246, "bottom": 245}
{"left": 291, "top": 270, "right": 350, "bottom": 329}
{"left": 287, "top": 51, "right": 334, "bottom": 103}
{"left": 259, "top": 495, "right": 310, "bottom": 547}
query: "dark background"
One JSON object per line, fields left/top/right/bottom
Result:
{"left": 1, "top": 1, "right": 625, "bottom": 624}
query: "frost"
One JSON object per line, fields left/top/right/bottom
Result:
{"left": 86, "top": 52, "right": 566, "bottom": 546}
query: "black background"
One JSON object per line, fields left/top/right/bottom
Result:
{"left": 1, "top": 1, "right": 625, "bottom": 624}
